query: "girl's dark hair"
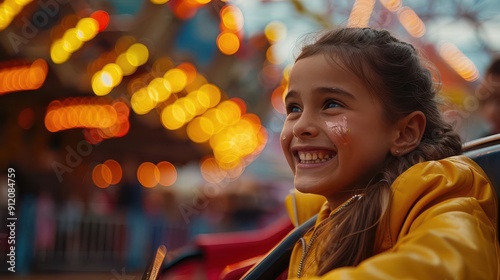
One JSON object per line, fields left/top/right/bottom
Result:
{"left": 295, "top": 27, "right": 462, "bottom": 275}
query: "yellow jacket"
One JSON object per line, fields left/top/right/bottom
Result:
{"left": 285, "top": 155, "right": 500, "bottom": 279}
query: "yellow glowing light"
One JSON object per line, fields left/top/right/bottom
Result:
{"left": 202, "top": 108, "right": 224, "bottom": 135}
{"left": 164, "top": 68, "right": 187, "bottom": 93}
{"left": 178, "top": 98, "right": 196, "bottom": 119}
{"left": 348, "top": 0, "right": 376, "bottom": 28}
{"left": 220, "top": 5, "right": 243, "bottom": 32}
{"left": 217, "top": 153, "right": 241, "bottom": 170}
{"left": 217, "top": 32, "right": 240, "bottom": 55}
{"left": 51, "top": 39, "right": 71, "bottom": 64}
{"left": 102, "top": 63, "right": 123, "bottom": 87}
{"left": 76, "top": 18, "right": 99, "bottom": 41}
{"left": 199, "top": 84, "right": 221, "bottom": 108}
{"left": 194, "top": 90, "right": 210, "bottom": 110}
{"left": 151, "top": 0, "right": 169, "bottom": 4}
{"left": 116, "top": 53, "right": 137, "bottom": 76}
{"left": 126, "top": 43, "right": 149, "bottom": 67}
{"left": 185, "top": 91, "right": 208, "bottom": 116}
{"left": 148, "top": 77, "right": 171, "bottom": 102}
{"left": 185, "top": 73, "right": 207, "bottom": 92}
{"left": 172, "top": 102, "right": 188, "bottom": 122}
{"left": 264, "top": 21, "right": 287, "bottom": 43}
{"left": 62, "top": 28, "right": 83, "bottom": 52}
{"left": 131, "top": 88, "right": 157, "bottom": 115}
{"left": 187, "top": 116, "right": 214, "bottom": 143}
{"left": 161, "top": 105, "right": 184, "bottom": 130}
{"left": 15, "top": 0, "right": 33, "bottom": 6}
{"left": 195, "top": 0, "right": 211, "bottom": 4}
{"left": 216, "top": 100, "right": 241, "bottom": 126}
{"left": 0, "top": 0, "right": 33, "bottom": 31}
{"left": 92, "top": 71, "right": 113, "bottom": 96}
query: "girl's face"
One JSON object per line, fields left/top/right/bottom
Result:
{"left": 281, "top": 54, "right": 397, "bottom": 207}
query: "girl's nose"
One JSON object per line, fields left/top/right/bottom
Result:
{"left": 293, "top": 115, "right": 320, "bottom": 138}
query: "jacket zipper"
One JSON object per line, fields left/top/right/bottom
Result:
{"left": 296, "top": 194, "right": 363, "bottom": 278}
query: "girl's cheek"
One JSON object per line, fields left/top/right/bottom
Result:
{"left": 325, "top": 116, "right": 351, "bottom": 145}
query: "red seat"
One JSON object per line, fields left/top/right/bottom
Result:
{"left": 160, "top": 215, "right": 293, "bottom": 280}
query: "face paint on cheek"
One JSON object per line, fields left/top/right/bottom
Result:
{"left": 325, "top": 116, "right": 350, "bottom": 145}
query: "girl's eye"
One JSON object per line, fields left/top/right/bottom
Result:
{"left": 286, "top": 104, "right": 302, "bottom": 114}
{"left": 324, "top": 100, "right": 343, "bottom": 109}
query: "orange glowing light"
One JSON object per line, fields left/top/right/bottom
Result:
{"left": 229, "top": 97, "right": 246, "bottom": 115}
{"left": 217, "top": 32, "right": 240, "bottom": 55}
{"left": 0, "top": 59, "right": 48, "bottom": 95}
{"left": 379, "top": 0, "right": 402, "bottom": 12}
{"left": 177, "top": 62, "right": 197, "bottom": 85}
{"left": 200, "top": 156, "right": 226, "bottom": 183}
{"left": 439, "top": 42, "right": 479, "bottom": 82}
{"left": 137, "top": 162, "right": 160, "bottom": 188}
{"left": 172, "top": 0, "right": 198, "bottom": 20}
{"left": 44, "top": 98, "right": 129, "bottom": 136}
{"left": 397, "top": 7, "right": 426, "bottom": 38}
{"left": 348, "top": 0, "right": 376, "bottom": 28}
{"left": 271, "top": 85, "right": 286, "bottom": 114}
{"left": 104, "top": 159, "right": 122, "bottom": 185}
{"left": 92, "top": 164, "right": 112, "bottom": 188}
{"left": 157, "top": 161, "right": 177, "bottom": 186}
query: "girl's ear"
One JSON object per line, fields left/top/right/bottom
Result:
{"left": 390, "top": 111, "right": 426, "bottom": 156}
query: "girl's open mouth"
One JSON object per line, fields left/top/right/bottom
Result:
{"left": 297, "top": 151, "right": 336, "bottom": 164}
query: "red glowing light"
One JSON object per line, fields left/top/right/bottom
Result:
{"left": 90, "top": 10, "right": 110, "bottom": 32}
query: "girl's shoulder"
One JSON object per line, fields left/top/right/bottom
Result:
{"left": 392, "top": 155, "right": 491, "bottom": 194}
{"left": 380, "top": 155, "right": 497, "bottom": 251}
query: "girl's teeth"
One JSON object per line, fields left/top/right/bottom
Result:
{"left": 298, "top": 152, "right": 334, "bottom": 163}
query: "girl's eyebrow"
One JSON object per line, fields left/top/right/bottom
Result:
{"left": 284, "top": 90, "right": 297, "bottom": 102}
{"left": 284, "top": 87, "right": 356, "bottom": 102}
{"left": 316, "top": 86, "right": 357, "bottom": 100}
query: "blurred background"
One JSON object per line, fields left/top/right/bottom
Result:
{"left": 0, "top": 0, "right": 499, "bottom": 278}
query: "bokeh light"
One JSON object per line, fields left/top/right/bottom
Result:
{"left": 137, "top": 162, "right": 160, "bottom": 188}
{"left": 92, "top": 164, "right": 112, "bottom": 188}
{"left": 157, "top": 161, "right": 177, "bottom": 186}
{"left": 348, "top": 0, "right": 376, "bottom": 28}
{"left": 90, "top": 10, "right": 110, "bottom": 32}
{"left": 217, "top": 32, "right": 240, "bottom": 55}
{"left": 439, "top": 42, "right": 479, "bottom": 82}
{"left": 264, "top": 21, "right": 287, "bottom": 43}
{"left": 0, "top": 59, "right": 48, "bottom": 95}
{"left": 398, "top": 6, "right": 426, "bottom": 37}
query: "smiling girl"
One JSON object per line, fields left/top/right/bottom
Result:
{"left": 281, "top": 27, "right": 499, "bottom": 279}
